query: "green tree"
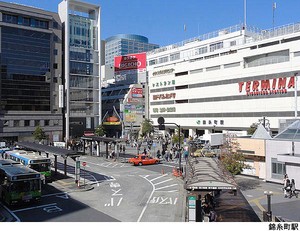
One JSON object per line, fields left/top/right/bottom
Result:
{"left": 220, "top": 134, "right": 248, "bottom": 175}
{"left": 33, "top": 125, "right": 46, "bottom": 142}
{"left": 247, "top": 122, "right": 258, "bottom": 135}
{"left": 140, "top": 119, "right": 153, "bottom": 138}
{"left": 95, "top": 124, "right": 106, "bottom": 136}
{"left": 172, "top": 128, "right": 184, "bottom": 146}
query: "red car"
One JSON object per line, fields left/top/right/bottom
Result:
{"left": 129, "top": 154, "right": 160, "bottom": 166}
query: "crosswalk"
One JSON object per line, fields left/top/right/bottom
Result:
{"left": 141, "top": 174, "right": 179, "bottom": 193}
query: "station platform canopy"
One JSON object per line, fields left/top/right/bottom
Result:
{"left": 16, "top": 141, "right": 78, "bottom": 158}
{"left": 80, "top": 136, "right": 124, "bottom": 143}
{"left": 185, "top": 157, "right": 237, "bottom": 191}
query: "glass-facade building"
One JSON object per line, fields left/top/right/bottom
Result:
{"left": 59, "top": 0, "right": 101, "bottom": 140}
{"left": 105, "top": 34, "right": 159, "bottom": 66}
{"left": 0, "top": 2, "right": 63, "bottom": 142}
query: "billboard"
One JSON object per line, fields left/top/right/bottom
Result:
{"left": 114, "top": 53, "right": 146, "bottom": 84}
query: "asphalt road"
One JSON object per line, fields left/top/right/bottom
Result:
{"left": 2, "top": 154, "right": 186, "bottom": 222}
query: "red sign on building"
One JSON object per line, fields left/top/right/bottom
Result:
{"left": 114, "top": 53, "right": 146, "bottom": 72}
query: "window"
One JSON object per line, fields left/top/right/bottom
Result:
{"left": 170, "top": 53, "right": 180, "bottom": 61}
{"left": 53, "top": 21, "right": 58, "bottom": 29}
{"left": 53, "top": 63, "right": 58, "bottom": 69}
{"left": 224, "top": 62, "right": 240, "bottom": 69}
{"left": 190, "top": 68, "right": 203, "bottom": 74}
{"left": 230, "top": 41, "right": 236, "bottom": 46}
{"left": 271, "top": 158, "right": 286, "bottom": 179}
{"left": 13, "top": 120, "right": 20, "bottom": 127}
{"left": 54, "top": 49, "right": 58, "bottom": 55}
{"left": 175, "top": 99, "right": 188, "bottom": 104}
{"left": 44, "top": 120, "right": 50, "bottom": 126}
{"left": 24, "top": 120, "right": 30, "bottom": 127}
{"left": 210, "top": 42, "right": 223, "bottom": 52}
{"left": 175, "top": 71, "right": 188, "bottom": 77}
{"left": 34, "top": 120, "right": 40, "bottom": 126}
{"left": 206, "top": 66, "right": 220, "bottom": 71}
{"left": 3, "top": 120, "right": 9, "bottom": 127}
{"left": 198, "top": 46, "right": 208, "bottom": 55}
{"left": 159, "top": 56, "right": 168, "bottom": 64}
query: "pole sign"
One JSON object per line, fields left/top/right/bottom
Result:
{"left": 188, "top": 195, "right": 196, "bottom": 222}
{"left": 82, "top": 162, "right": 87, "bottom": 167}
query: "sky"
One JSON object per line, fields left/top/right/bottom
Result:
{"left": 3, "top": 0, "right": 300, "bottom": 46}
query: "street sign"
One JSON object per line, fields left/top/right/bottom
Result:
{"left": 157, "top": 117, "right": 165, "bottom": 125}
{"left": 82, "top": 162, "right": 87, "bottom": 167}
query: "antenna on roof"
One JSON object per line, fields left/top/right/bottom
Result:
{"left": 273, "top": 2, "right": 277, "bottom": 30}
{"left": 243, "top": 0, "right": 247, "bottom": 29}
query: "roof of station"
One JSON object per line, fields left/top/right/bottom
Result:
{"left": 80, "top": 136, "right": 124, "bottom": 143}
{"left": 185, "top": 157, "right": 237, "bottom": 191}
{"left": 274, "top": 120, "right": 300, "bottom": 141}
{"left": 251, "top": 124, "right": 272, "bottom": 139}
{"left": 16, "top": 141, "right": 79, "bottom": 158}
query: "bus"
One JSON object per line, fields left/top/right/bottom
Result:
{"left": 0, "top": 159, "right": 20, "bottom": 167}
{"left": 0, "top": 164, "right": 41, "bottom": 205}
{"left": 5, "top": 150, "right": 52, "bottom": 183}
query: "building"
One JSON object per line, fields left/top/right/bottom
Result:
{"left": 101, "top": 34, "right": 158, "bottom": 138}
{"left": 58, "top": 0, "right": 101, "bottom": 140}
{"left": 0, "top": 1, "right": 63, "bottom": 143}
{"left": 105, "top": 34, "right": 159, "bottom": 67}
{"left": 147, "top": 23, "right": 300, "bottom": 137}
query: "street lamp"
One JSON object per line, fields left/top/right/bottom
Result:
{"left": 264, "top": 191, "right": 273, "bottom": 222}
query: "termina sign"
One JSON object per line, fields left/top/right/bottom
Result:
{"left": 114, "top": 53, "right": 146, "bottom": 72}
{"left": 239, "top": 76, "right": 295, "bottom": 96}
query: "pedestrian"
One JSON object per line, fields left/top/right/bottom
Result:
{"left": 209, "top": 210, "right": 217, "bottom": 222}
{"left": 289, "top": 179, "right": 298, "bottom": 198}
{"left": 156, "top": 150, "right": 161, "bottom": 159}
{"left": 284, "top": 179, "right": 291, "bottom": 198}
{"left": 122, "top": 145, "right": 125, "bottom": 155}
{"left": 283, "top": 174, "right": 289, "bottom": 198}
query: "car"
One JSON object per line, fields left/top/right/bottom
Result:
{"left": 128, "top": 154, "right": 160, "bottom": 166}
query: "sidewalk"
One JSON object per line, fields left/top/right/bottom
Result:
{"left": 235, "top": 175, "right": 300, "bottom": 222}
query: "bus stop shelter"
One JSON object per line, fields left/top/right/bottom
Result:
{"left": 185, "top": 157, "right": 237, "bottom": 192}
{"left": 16, "top": 141, "right": 80, "bottom": 176}
{"left": 185, "top": 157, "right": 237, "bottom": 222}
{"left": 80, "top": 136, "right": 123, "bottom": 158}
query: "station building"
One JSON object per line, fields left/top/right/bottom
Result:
{"left": 146, "top": 23, "right": 300, "bottom": 137}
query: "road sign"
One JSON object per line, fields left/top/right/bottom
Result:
{"left": 157, "top": 117, "right": 165, "bottom": 125}
{"left": 82, "top": 161, "right": 87, "bottom": 167}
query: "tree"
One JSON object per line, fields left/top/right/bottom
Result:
{"left": 247, "top": 122, "right": 258, "bottom": 135}
{"left": 172, "top": 128, "right": 184, "bottom": 147}
{"left": 220, "top": 134, "right": 248, "bottom": 175}
{"left": 140, "top": 119, "right": 153, "bottom": 138}
{"left": 33, "top": 125, "right": 46, "bottom": 142}
{"left": 95, "top": 124, "right": 106, "bottom": 137}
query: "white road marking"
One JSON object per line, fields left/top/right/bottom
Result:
{"left": 149, "top": 174, "right": 168, "bottom": 182}
{"left": 153, "top": 178, "right": 172, "bottom": 185}
{"left": 12, "top": 203, "right": 57, "bottom": 213}
{"left": 155, "top": 184, "right": 178, "bottom": 191}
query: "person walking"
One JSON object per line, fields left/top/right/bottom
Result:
{"left": 289, "top": 179, "right": 298, "bottom": 198}
{"left": 283, "top": 174, "right": 289, "bottom": 198}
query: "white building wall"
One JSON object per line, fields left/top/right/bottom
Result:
{"left": 266, "top": 139, "right": 300, "bottom": 189}
{"left": 147, "top": 24, "right": 300, "bottom": 135}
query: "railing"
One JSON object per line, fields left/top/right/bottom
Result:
{"left": 147, "top": 22, "right": 300, "bottom": 56}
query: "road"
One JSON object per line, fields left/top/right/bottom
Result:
{"left": 1, "top": 154, "right": 186, "bottom": 222}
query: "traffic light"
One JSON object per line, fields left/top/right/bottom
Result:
{"left": 158, "top": 124, "right": 165, "bottom": 130}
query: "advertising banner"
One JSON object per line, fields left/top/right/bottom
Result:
{"left": 131, "top": 87, "right": 143, "bottom": 98}
{"left": 114, "top": 53, "right": 146, "bottom": 84}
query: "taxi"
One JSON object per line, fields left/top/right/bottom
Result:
{"left": 128, "top": 154, "right": 160, "bottom": 166}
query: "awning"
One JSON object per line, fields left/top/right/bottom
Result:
{"left": 185, "top": 157, "right": 237, "bottom": 191}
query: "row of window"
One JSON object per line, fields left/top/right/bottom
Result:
{"left": 2, "top": 13, "right": 50, "bottom": 29}
{"left": 2, "top": 119, "right": 60, "bottom": 128}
